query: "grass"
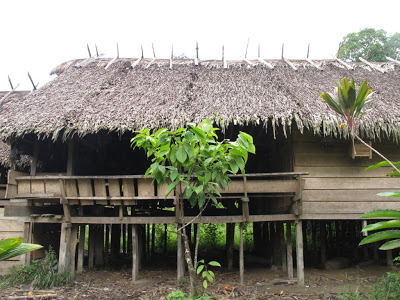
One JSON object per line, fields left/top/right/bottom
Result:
{"left": 0, "top": 247, "right": 69, "bottom": 289}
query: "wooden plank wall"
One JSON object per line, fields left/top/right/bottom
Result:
{"left": 293, "top": 129, "right": 400, "bottom": 219}
{"left": 0, "top": 207, "right": 24, "bottom": 274}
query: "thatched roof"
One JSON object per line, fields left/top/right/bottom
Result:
{"left": 0, "top": 58, "right": 399, "bottom": 141}
{"left": 0, "top": 91, "right": 31, "bottom": 167}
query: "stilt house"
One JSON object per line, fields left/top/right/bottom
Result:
{"left": 1, "top": 57, "right": 400, "bottom": 283}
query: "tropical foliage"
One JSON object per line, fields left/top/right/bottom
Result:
{"left": 337, "top": 28, "right": 400, "bottom": 62}
{"left": 196, "top": 259, "right": 221, "bottom": 289}
{"left": 131, "top": 118, "right": 255, "bottom": 293}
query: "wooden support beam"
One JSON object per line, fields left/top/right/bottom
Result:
{"left": 87, "top": 44, "right": 92, "bottom": 58}
{"left": 30, "top": 140, "right": 39, "bottom": 176}
{"left": 8, "top": 75, "right": 14, "bottom": 90}
{"left": 333, "top": 56, "right": 353, "bottom": 70}
{"left": 177, "top": 225, "right": 185, "bottom": 281}
{"left": 95, "top": 225, "right": 104, "bottom": 266}
{"left": 58, "top": 223, "right": 71, "bottom": 273}
{"left": 239, "top": 222, "right": 244, "bottom": 285}
{"left": 242, "top": 176, "right": 249, "bottom": 221}
{"left": 132, "top": 224, "right": 139, "bottom": 281}
{"left": 286, "top": 222, "right": 293, "bottom": 279}
{"left": 295, "top": 219, "right": 305, "bottom": 285}
{"left": 386, "top": 56, "right": 400, "bottom": 65}
{"left": 59, "top": 179, "right": 71, "bottom": 223}
{"left": 359, "top": 57, "right": 385, "bottom": 73}
{"left": 77, "top": 224, "right": 85, "bottom": 273}
{"left": 244, "top": 58, "right": 256, "bottom": 66}
{"left": 145, "top": 58, "right": 156, "bottom": 69}
{"left": 69, "top": 225, "right": 78, "bottom": 277}
{"left": 76, "top": 53, "right": 104, "bottom": 68}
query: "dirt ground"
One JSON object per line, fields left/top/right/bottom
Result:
{"left": 0, "top": 259, "right": 396, "bottom": 300}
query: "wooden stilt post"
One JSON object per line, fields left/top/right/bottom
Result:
{"left": 77, "top": 225, "right": 86, "bottom": 273}
{"left": 278, "top": 222, "right": 287, "bottom": 271}
{"left": 146, "top": 224, "right": 150, "bottom": 261}
{"left": 177, "top": 225, "right": 185, "bottom": 281}
{"left": 105, "top": 224, "right": 110, "bottom": 265}
{"left": 128, "top": 224, "right": 132, "bottom": 254}
{"left": 132, "top": 224, "right": 139, "bottom": 282}
{"left": 296, "top": 219, "right": 305, "bottom": 286}
{"left": 227, "top": 223, "right": 235, "bottom": 271}
{"left": 387, "top": 250, "right": 393, "bottom": 266}
{"left": 95, "top": 225, "right": 104, "bottom": 266}
{"left": 239, "top": 222, "right": 244, "bottom": 285}
{"left": 286, "top": 222, "right": 293, "bottom": 279}
{"left": 122, "top": 224, "right": 127, "bottom": 254}
{"left": 164, "top": 224, "right": 168, "bottom": 254}
{"left": 320, "top": 222, "right": 326, "bottom": 268}
{"left": 30, "top": 140, "right": 39, "bottom": 176}
{"left": 111, "top": 224, "right": 121, "bottom": 258}
{"left": 151, "top": 224, "right": 156, "bottom": 256}
{"left": 69, "top": 225, "right": 78, "bottom": 277}
{"left": 88, "top": 225, "right": 95, "bottom": 269}
{"left": 58, "top": 223, "right": 71, "bottom": 273}
{"left": 23, "top": 222, "right": 33, "bottom": 265}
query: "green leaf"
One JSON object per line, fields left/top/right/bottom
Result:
{"left": 362, "top": 220, "right": 400, "bottom": 232}
{"left": 229, "top": 159, "right": 239, "bottom": 174}
{"left": 170, "top": 170, "right": 179, "bottom": 181}
{"left": 194, "top": 185, "right": 204, "bottom": 195}
{"left": 190, "top": 126, "right": 207, "bottom": 143}
{"left": 208, "top": 261, "right": 221, "bottom": 267}
{"left": 165, "top": 181, "right": 179, "bottom": 197}
{"left": 377, "top": 192, "right": 400, "bottom": 197}
{"left": 203, "top": 280, "right": 207, "bottom": 289}
{"left": 206, "top": 273, "right": 213, "bottom": 283}
{"left": 239, "top": 132, "right": 253, "bottom": 144}
{"left": 365, "top": 160, "right": 400, "bottom": 170}
{"left": 183, "top": 141, "right": 194, "bottom": 160}
{"left": 0, "top": 238, "right": 22, "bottom": 255}
{"left": 202, "top": 271, "right": 207, "bottom": 278}
{"left": 196, "top": 264, "right": 205, "bottom": 275}
{"left": 198, "top": 193, "right": 206, "bottom": 208}
{"left": 176, "top": 147, "right": 187, "bottom": 164}
{"left": 380, "top": 239, "right": 400, "bottom": 250}
{"left": 359, "top": 230, "right": 400, "bottom": 245}
{"left": 361, "top": 209, "right": 400, "bottom": 219}
{"left": 0, "top": 241, "right": 42, "bottom": 261}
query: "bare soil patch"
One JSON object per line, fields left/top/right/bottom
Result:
{"left": 0, "top": 261, "right": 395, "bottom": 299}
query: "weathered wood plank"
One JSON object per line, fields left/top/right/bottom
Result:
{"left": 304, "top": 177, "right": 400, "bottom": 190}
{"left": 0, "top": 261, "right": 22, "bottom": 275}
{"left": 303, "top": 189, "right": 400, "bottom": 201}
{"left": 45, "top": 179, "right": 60, "bottom": 194}
{"left": 94, "top": 179, "right": 107, "bottom": 205}
{"left": 301, "top": 213, "right": 366, "bottom": 220}
{"left": 302, "top": 201, "right": 400, "bottom": 214}
{"left": 0, "top": 219, "right": 24, "bottom": 231}
{"left": 31, "top": 181, "right": 45, "bottom": 194}
{"left": 294, "top": 166, "right": 390, "bottom": 178}
{"left": 295, "top": 153, "right": 400, "bottom": 167}
{"left": 0, "top": 231, "right": 23, "bottom": 239}
{"left": 78, "top": 179, "right": 93, "bottom": 205}
{"left": 122, "top": 179, "right": 136, "bottom": 205}
{"left": 137, "top": 179, "right": 154, "bottom": 197}
{"left": 17, "top": 180, "right": 31, "bottom": 194}
{"left": 224, "top": 180, "right": 298, "bottom": 194}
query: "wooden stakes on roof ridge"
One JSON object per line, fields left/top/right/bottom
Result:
{"left": 170, "top": 45, "right": 173, "bottom": 69}
{"left": 359, "top": 57, "right": 385, "bottom": 73}
{"left": 105, "top": 43, "right": 120, "bottom": 70}
{"left": 131, "top": 45, "right": 143, "bottom": 68}
{"left": 257, "top": 44, "right": 274, "bottom": 69}
{"left": 281, "top": 44, "right": 297, "bottom": 71}
{"left": 145, "top": 43, "right": 157, "bottom": 69}
{"left": 243, "top": 39, "right": 255, "bottom": 66}
{"left": 27, "top": 72, "right": 38, "bottom": 90}
{"left": 8, "top": 75, "right": 13, "bottom": 90}
{"left": 333, "top": 55, "right": 353, "bottom": 70}
{"left": 305, "top": 44, "right": 323, "bottom": 71}
{"left": 87, "top": 44, "right": 92, "bottom": 58}
{"left": 386, "top": 56, "right": 400, "bottom": 65}
{"left": 222, "top": 45, "right": 227, "bottom": 68}
{"left": 0, "top": 83, "right": 20, "bottom": 105}
{"left": 194, "top": 42, "right": 199, "bottom": 66}
{"left": 95, "top": 44, "right": 99, "bottom": 57}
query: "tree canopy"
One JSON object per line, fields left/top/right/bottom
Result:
{"left": 337, "top": 28, "right": 400, "bottom": 62}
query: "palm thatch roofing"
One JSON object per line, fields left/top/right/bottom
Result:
{"left": 0, "top": 91, "right": 31, "bottom": 167}
{"left": 0, "top": 58, "right": 399, "bottom": 141}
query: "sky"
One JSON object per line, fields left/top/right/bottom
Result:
{"left": 1, "top": 0, "right": 399, "bottom": 91}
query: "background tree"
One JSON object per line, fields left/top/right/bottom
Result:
{"left": 337, "top": 28, "right": 400, "bottom": 62}
{"left": 131, "top": 118, "right": 255, "bottom": 294}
